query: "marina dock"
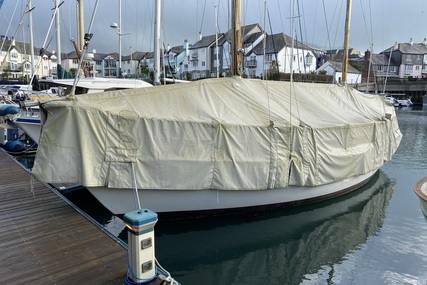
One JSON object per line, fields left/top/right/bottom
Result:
{"left": 0, "top": 150, "right": 129, "bottom": 284}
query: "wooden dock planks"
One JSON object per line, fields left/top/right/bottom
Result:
{"left": 0, "top": 150, "right": 129, "bottom": 285}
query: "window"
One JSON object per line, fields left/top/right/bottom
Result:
{"left": 416, "top": 65, "right": 420, "bottom": 70}
{"left": 202, "top": 61, "right": 205, "bottom": 67}
{"left": 266, "top": 54, "right": 273, "bottom": 62}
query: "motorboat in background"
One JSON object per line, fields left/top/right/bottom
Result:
{"left": 7, "top": 77, "right": 153, "bottom": 144}
{"left": 0, "top": 100, "right": 37, "bottom": 154}
{"left": 38, "top": 77, "right": 152, "bottom": 96}
{"left": 383, "top": 95, "right": 413, "bottom": 107}
{"left": 396, "top": 98, "right": 413, "bottom": 107}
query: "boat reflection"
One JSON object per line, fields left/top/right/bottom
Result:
{"left": 153, "top": 170, "right": 395, "bottom": 285}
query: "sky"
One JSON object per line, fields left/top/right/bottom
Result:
{"left": 1, "top": 0, "right": 427, "bottom": 57}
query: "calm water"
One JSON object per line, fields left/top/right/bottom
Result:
{"left": 21, "top": 106, "right": 427, "bottom": 284}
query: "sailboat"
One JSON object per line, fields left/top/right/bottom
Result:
{"left": 32, "top": 0, "right": 402, "bottom": 217}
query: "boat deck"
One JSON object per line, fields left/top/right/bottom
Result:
{"left": 0, "top": 150, "right": 162, "bottom": 284}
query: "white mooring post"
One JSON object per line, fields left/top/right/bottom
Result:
{"left": 123, "top": 209, "right": 158, "bottom": 283}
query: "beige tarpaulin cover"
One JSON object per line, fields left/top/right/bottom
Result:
{"left": 32, "top": 77, "right": 402, "bottom": 190}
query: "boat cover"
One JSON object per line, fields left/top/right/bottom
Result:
{"left": 32, "top": 77, "right": 402, "bottom": 189}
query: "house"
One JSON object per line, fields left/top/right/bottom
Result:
{"left": 245, "top": 32, "right": 316, "bottom": 78}
{"left": 0, "top": 39, "right": 45, "bottom": 80}
{"left": 385, "top": 39, "right": 427, "bottom": 79}
{"left": 189, "top": 23, "right": 264, "bottom": 79}
{"left": 359, "top": 49, "right": 398, "bottom": 84}
{"left": 101, "top": 53, "right": 119, "bottom": 77}
{"left": 317, "top": 61, "right": 361, "bottom": 84}
{"left": 189, "top": 33, "right": 223, "bottom": 79}
{"left": 163, "top": 40, "right": 190, "bottom": 80}
{"left": 360, "top": 39, "right": 427, "bottom": 83}
{"left": 326, "top": 48, "right": 361, "bottom": 61}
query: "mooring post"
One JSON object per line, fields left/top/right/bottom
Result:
{"left": 123, "top": 209, "right": 158, "bottom": 283}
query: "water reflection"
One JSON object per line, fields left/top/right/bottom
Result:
{"left": 153, "top": 171, "right": 395, "bottom": 285}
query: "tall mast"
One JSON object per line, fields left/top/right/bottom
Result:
{"left": 231, "top": 0, "right": 241, "bottom": 76}
{"left": 153, "top": 0, "right": 161, "bottom": 85}
{"left": 55, "top": 0, "right": 61, "bottom": 65}
{"left": 118, "top": 0, "right": 122, "bottom": 77}
{"left": 342, "top": 0, "right": 352, "bottom": 83}
{"left": 29, "top": 0, "right": 35, "bottom": 80}
{"left": 77, "top": 0, "right": 84, "bottom": 50}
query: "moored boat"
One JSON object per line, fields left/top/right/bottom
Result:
{"left": 31, "top": 0, "right": 402, "bottom": 217}
{"left": 32, "top": 76, "right": 402, "bottom": 216}
{"left": 414, "top": 176, "right": 427, "bottom": 216}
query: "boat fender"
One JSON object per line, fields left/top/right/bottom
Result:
{"left": 3, "top": 140, "right": 25, "bottom": 152}
{"left": 0, "top": 104, "right": 20, "bottom": 116}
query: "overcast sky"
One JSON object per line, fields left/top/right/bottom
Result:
{"left": 1, "top": 0, "right": 427, "bottom": 56}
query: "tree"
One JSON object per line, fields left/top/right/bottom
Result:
{"left": 1, "top": 68, "right": 11, "bottom": 80}
{"left": 267, "top": 60, "right": 280, "bottom": 80}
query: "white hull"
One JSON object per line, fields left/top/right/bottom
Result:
{"left": 14, "top": 117, "right": 41, "bottom": 144}
{"left": 87, "top": 170, "right": 377, "bottom": 216}
{"left": 414, "top": 176, "right": 427, "bottom": 216}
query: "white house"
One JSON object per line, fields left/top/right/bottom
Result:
{"left": 245, "top": 33, "right": 317, "bottom": 78}
{"left": 317, "top": 61, "right": 361, "bottom": 84}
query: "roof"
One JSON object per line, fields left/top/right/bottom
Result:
{"left": 251, "top": 33, "right": 312, "bottom": 55}
{"left": 191, "top": 23, "right": 263, "bottom": 49}
{"left": 0, "top": 39, "right": 42, "bottom": 55}
{"left": 391, "top": 43, "right": 427, "bottom": 54}
{"left": 321, "top": 61, "right": 361, "bottom": 74}
{"left": 370, "top": 54, "right": 397, "bottom": 66}
{"left": 190, "top": 34, "right": 220, "bottom": 49}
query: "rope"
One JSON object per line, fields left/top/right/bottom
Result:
{"left": 130, "top": 161, "right": 141, "bottom": 210}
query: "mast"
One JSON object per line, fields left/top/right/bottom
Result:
{"left": 77, "top": 0, "right": 85, "bottom": 50}
{"left": 342, "top": 0, "right": 352, "bottom": 83}
{"left": 231, "top": 0, "right": 242, "bottom": 76}
{"left": 55, "top": 0, "right": 61, "bottom": 65}
{"left": 29, "top": 0, "right": 35, "bottom": 81}
{"left": 118, "top": 0, "right": 122, "bottom": 77}
{"left": 153, "top": 0, "right": 161, "bottom": 85}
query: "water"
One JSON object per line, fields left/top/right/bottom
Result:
{"left": 16, "top": 106, "right": 427, "bottom": 284}
{"left": 153, "top": 106, "right": 427, "bottom": 285}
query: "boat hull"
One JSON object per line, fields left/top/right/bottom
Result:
{"left": 87, "top": 169, "right": 377, "bottom": 217}
{"left": 414, "top": 176, "right": 427, "bottom": 216}
{"left": 14, "top": 117, "right": 41, "bottom": 144}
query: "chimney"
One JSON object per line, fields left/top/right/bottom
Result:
{"left": 198, "top": 32, "right": 202, "bottom": 41}
{"left": 423, "top": 38, "right": 427, "bottom": 45}
{"left": 93, "top": 49, "right": 96, "bottom": 54}
{"left": 410, "top": 38, "right": 413, "bottom": 45}
{"left": 363, "top": 49, "right": 371, "bottom": 83}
